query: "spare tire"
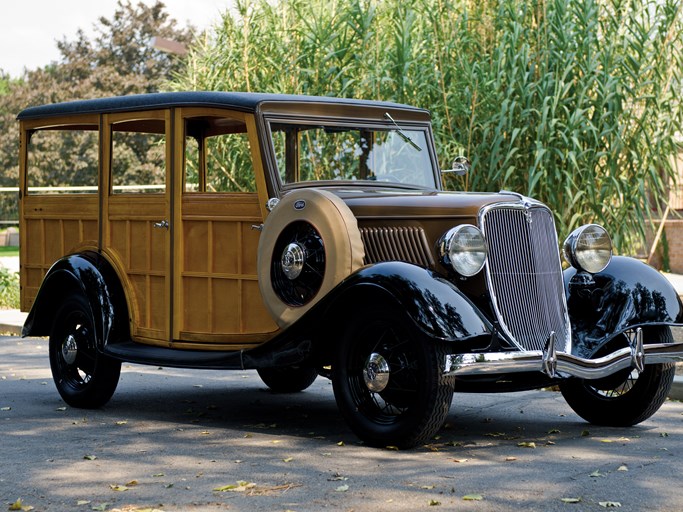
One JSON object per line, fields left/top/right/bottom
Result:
{"left": 257, "top": 189, "right": 365, "bottom": 328}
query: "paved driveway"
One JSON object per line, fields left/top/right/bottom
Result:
{"left": 2, "top": 336, "right": 683, "bottom": 511}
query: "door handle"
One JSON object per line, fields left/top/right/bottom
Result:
{"left": 153, "top": 220, "right": 169, "bottom": 229}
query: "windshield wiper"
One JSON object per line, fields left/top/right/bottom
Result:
{"left": 383, "top": 112, "right": 422, "bottom": 152}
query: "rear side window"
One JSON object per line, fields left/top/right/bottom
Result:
{"left": 27, "top": 127, "right": 99, "bottom": 194}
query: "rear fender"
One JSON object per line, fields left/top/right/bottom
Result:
{"left": 22, "top": 252, "right": 128, "bottom": 349}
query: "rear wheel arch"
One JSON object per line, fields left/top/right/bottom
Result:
{"left": 23, "top": 252, "right": 130, "bottom": 348}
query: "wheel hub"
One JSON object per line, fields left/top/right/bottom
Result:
{"left": 61, "top": 334, "right": 78, "bottom": 365}
{"left": 281, "top": 243, "right": 305, "bottom": 280}
{"left": 363, "top": 353, "right": 390, "bottom": 392}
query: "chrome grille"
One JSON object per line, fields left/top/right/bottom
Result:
{"left": 360, "top": 226, "right": 435, "bottom": 267}
{"left": 481, "top": 204, "right": 570, "bottom": 352}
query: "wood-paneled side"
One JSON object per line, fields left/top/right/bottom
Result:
{"left": 20, "top": 195, "right": 98, "bottom": 311}
{"left": 177, "top": 193, "right": 278, "bottom": 345}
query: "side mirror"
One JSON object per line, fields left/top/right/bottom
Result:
{"left": 441, "top": 156, "right": 471, "bottom": 176}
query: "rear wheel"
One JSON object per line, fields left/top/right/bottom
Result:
{"left": 332, "top": 307, "right": 454, "bottom": 448}
{"left": 257, "top": 366, "right": 318, "bottom": 393}
{"left": 49, "top": 295, "right": 121, "bottom": 408}
{"left": 560, "top": 327, "right": 675, "bottom": 426}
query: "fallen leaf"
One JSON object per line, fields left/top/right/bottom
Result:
{"left": 561, "top": 497, "right": 582, "bottom": 503}
{"left": 115, "top": 421, "right": 127, "bottom": 426}
{"left": 421, "top": 485, "right": 436, "bottom": 489}
{"left": 590, "top": 470, "right": 604, "bottom": 478}
{"left": 152, "top": 473, "right": 165, "bottom": 477}
{"left": 517, "top": 442, "right": 536, "bottom": 449}
{"left": 335, "top": 484, "right": 349, "bottom": 492}
{"left": 328, "top": 473, "right": 347, "bottom": 481}
{"left": 1, "top": 407, "right": 10, "bottom": 411}
{"left": 385, "top": 445, "right": 399, "bottom": 451}
{"left": 617, "top": 465, "right": 628, "bottom": 472}
{"left": 337, "top": 441, "right": 345, "bottom": 446}
{"left": 581, "top": 430, "right": 590, "bottom": 437}
{"left": 463, "top": 494, "right": 483, "bottom": 501}
{"left": 660, "top": 432, "right": 669, "bottom": 438}
{"left": 283, "top": 457, "right": 294, "bottom": 463}
{"left": 125, "top": 480, "right": 138, "bottom": 487}
{"left": 453, "top": 458, "right": 469, "bottom": 463}
{"left": 76, "top": 500, "right": 91, "bottom": 506}
{"left": 598, "top": 502, "right": 622, "bottom": 508}
{"left": 548, "top": 429, "right": 561, "bottom": 434}
{"left": 55, "top": 407, "right": 67, "bottom": 411}
{"left": 428, "top": 499, "right": 441, "bottom": 506}
{"left": 83, "top": 455, "right": 97, "bottom": 461}
{"left": 213, "top": 481, "right": 256, "bottom": 492}
{"left": 8, "top": 499, "right": 23, "bottom": 511}
{"left": 109, "top": 484, "right": 130, "bottom": 492}
{"left": 90, "top": 504, "right": 110, "bottom": 511}
{"left": 505, "top": 457, "right": 517, "bottom": 462}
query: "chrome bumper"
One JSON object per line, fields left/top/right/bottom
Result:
{"left": 445, "top": 328, "right": 683, "bottom": 380}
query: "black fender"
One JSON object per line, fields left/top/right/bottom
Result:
{"left": 564, "top": 255, "right": 683, "bottom": 358}
{"left": 22, "top": 251, "right": 129, "bottom": 349}
{"left": 315, "top": 261, "right": 492, "bottom": 344}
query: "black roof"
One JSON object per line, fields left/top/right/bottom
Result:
{"left": 17, "top": 91, "right": 426, "bottom": 120}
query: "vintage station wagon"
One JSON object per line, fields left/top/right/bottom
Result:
{"left": 17, "top": 92, "right": 683, "bottom": 448}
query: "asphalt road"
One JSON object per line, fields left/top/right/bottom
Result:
{"left": 2, "top": 336, "right": 683, "bottom": 512}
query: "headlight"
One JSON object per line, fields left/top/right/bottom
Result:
{"left": 563, "top": 224, "right": 612, "bottom": 273}
{"left": 439, "top": 225, "right": 487, "bottom": 277}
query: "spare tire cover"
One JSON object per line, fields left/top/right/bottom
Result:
{"left": 257, "top": 189, "right": 365, "bottom": 328}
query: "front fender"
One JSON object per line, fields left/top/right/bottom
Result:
{"left": 321, "top": 261, "right": 492, "bottom": 343}
{"left": 564, "top": 255, "right": 683, "bottom": 358}
{"left": 22, "top": 252, "right": 127, "bottom": 349}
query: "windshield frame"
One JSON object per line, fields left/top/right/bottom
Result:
{"left": 260, "top": 113, "right": 441, "bottom": 195}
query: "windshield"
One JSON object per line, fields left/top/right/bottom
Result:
{"left": 268, "top": 121, "right": 438, "bottom": 188}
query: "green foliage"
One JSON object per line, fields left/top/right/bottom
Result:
{"left": 0, "top": 266, "right": 19, "bottom": 309}
{"left": 172, "top": 0, "right": 683, "bottom": 254}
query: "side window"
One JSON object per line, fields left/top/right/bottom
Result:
{"left": 184, "top": 116, "right": 255, "bottom": 193}
{"left": 27, "top": 127, "right": 99, "bottom": 194}
{"left": 111, "top": 119, "right": 166, "bottom": 194}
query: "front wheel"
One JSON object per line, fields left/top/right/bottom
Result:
{"left": 332, "top": 307, "right": 454, "bottom": 448}
{"left": 49, "top": 295, "right": 121, "bottom": 408}
{"left": 560, "top": 327, "right": 675, "bottom": 426}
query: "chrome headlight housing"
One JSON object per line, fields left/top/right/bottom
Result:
{"left": 439, "top": 225, "right": 487, "bottom": 277}
{"left": 563, "top": 224, "right": 612, "bottom": 274}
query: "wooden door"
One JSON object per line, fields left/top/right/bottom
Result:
{"left": 171, "top": 108, "right": 278, "bottom": 349}
{"left": 102, "top": 110, "right": 172, "bottom": 345}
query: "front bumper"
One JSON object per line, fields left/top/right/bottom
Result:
{"left": 445, "top": 327, "right": 683, "bottom": 379}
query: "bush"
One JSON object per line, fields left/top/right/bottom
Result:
{"left": 0, "top": 266, "right": 19, "bottom": 309}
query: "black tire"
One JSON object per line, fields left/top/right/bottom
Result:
{"left": 49, "top": 295, "right": 121, "bottom": 408}
{"left": 560, "top": 327, "right": 675, "bottom": 426}
{"left": 332, "top": 307, "right": 455, "bottom": 448}
{"left": 257, "top": 366, "right": 318, "bottom": 393}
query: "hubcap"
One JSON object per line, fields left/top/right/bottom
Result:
{"left": 363, "top": 353, "right": 390, "bottom": 392}
{"left": 281, "top": 243, "right": 305, "bottom": 280}
{"left": 61, "top": 334, "right": 78, "bottom": 365}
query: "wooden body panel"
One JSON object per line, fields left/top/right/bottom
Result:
{"left": 19, "top": 106, "right": 280, "bottom": 349}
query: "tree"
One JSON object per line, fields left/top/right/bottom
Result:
{"left": 0, "top": 1, "right": 194, "bottom": 218}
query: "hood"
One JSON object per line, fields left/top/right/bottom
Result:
{"left": 327, "top": 187, "right": 523, "bottom": 220}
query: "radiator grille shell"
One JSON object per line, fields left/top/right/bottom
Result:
{"left": 480, "top": 203, "right": 571, "bottom": 352}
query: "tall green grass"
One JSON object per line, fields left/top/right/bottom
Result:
{"left": 172, "top": 0, "right": 683, "bottom": 255}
